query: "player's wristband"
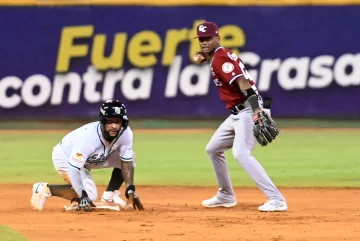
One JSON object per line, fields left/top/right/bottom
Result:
{"left": 244, "top": 88, "right": 260, "bottom": 112}
{"left": 244, "top": 87, "right": 257, "bottom": 98}
{"left": 125, "top": 185, "right": 135, "bottom": 199}
{"left": 247, "top": 95, "right": 260, "bottom": 112}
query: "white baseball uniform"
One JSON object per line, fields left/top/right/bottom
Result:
{"left": 52, "top": 121, "right": 134, "bottom": 200}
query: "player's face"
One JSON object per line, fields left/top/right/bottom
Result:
{"left": 104, "top": 118, "right": 122, "bottom": 137}
{"left": 199, "top": 36, "right": 219, "bottom": 53}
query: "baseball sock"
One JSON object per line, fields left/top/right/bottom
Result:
{"left": 106, "top": 168, "right": 124, "bottom": 192}
{"left": 47, "top": 184, "right": 77, "bottom": 200}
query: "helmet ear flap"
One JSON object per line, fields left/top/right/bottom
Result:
{"left": 122, "top": 115, "right": 129, "bottom": 129}
{"left": 100, "top": 117, "right": 106, "bottom": 125}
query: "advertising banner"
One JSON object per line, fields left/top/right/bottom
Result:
{"left": 0, "top": 6, "right": 359, "bottom": 118}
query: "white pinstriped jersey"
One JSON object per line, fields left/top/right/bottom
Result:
{"left": 59, "top": 121, "right": 133, "bottom": 170}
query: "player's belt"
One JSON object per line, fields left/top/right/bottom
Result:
{"left": 230, "top": 103, "right": 245, "bottom": 115}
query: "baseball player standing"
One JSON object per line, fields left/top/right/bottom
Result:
{"left": 30, "top": 100, "right": 144, "bottom": 212}
{"left": 193, "top": 21, "right": 287, "bottom": 212}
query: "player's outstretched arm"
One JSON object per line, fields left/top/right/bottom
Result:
{"left": 67, "top": 149, "right": 96, "bottom": 211}
{"left": 121, "top": 160, "right": 136, "bottom": 210}
{"left": 68, "top": 166, "right": 96, "bottom": 212}
{"left": 121, "top": 160, "right": 134, "bottom": 187}
{"left": 120, "top": 160, "right": 144, "bottom": 211}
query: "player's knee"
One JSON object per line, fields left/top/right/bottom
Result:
{"left": 57, "top": 170, "right": 71, "bottom": 184}
{"left": 232, "top": 149, "right": 251, "bottom": 163}
{"left": 205, "top": 141, "right": 217, "bottom": 155}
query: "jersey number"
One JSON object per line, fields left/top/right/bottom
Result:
{"left": 227, "top": 52, "right": 252, "bottom": 80}
{"left": 213, "top": 78, "right": 222, "bottom": 86}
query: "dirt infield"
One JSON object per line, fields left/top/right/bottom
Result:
{"left": 1, "top": 185, "right": 359, "bottom": 241}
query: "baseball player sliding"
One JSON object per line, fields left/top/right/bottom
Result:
{"left": 30, "top": 100, "right": 144, "bottom": 212}
{"left": 193, "top": 21, "right": 287, "bottom": 212}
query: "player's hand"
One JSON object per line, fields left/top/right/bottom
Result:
{"left": 71, "top": 190, "right": 96, "bottom": 212}
{"left": 193, "top": 51, "right": 208, "bottom": 64}
{"left": 123, "top": 185, "right": 144, "bottom": 211}
{"left": 123, "top": 193, "right": 145, "bottom": 211}
{"left": 123, "top": 193, "right": 135, "bottom": 211}
{"left": 253, "top": 108, "right": 264, "bottom": 125}
{"left": 133, "top": 192, "right": 144, "bottom": 211}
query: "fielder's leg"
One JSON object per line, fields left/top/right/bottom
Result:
{"left": 203, "top": 116, "right": 237, "bottom": 207}
{"left": 232, "top": 108, "right": 287, "bottom": 211}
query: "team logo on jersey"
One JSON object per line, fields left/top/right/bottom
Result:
{"left": 199, "top": 25, "right": 207, "bottom": 32}
{"left": 72, "top": 152, "right": 84, "bottom": 165}
{"left": 222, "top": 62, "right": 234, "bottom": 73}
{"left": 87, "top": 154, "right": 106, "bottom": 164}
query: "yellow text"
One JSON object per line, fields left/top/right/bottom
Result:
{"left": 55, "top": 20, "right": 247, "bottom": 72}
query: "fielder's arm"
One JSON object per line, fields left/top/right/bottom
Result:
{"left": 235, "top": 76, "right": 261, "bottom": 113}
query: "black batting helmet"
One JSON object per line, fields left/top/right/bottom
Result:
{"left": 99, "top": 100, "right": 129, "bottom": 129}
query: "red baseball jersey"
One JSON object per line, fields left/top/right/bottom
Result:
{"left": 210, "top": 47, "right": 257, "bottom": 110}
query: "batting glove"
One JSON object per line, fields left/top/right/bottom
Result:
{"left": 71, "top": 190, "right": 96, "bottom": 212}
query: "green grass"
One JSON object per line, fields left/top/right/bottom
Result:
{"left": 0, "top": 225, "right": 30, "bottom": 241}
{"left": 0, "top": 130, "right": 359, "bottom": 187}
{"left": 1, "top": 118, "right": 360, "bottom": 130}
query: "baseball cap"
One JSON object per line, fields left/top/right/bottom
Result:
{"left": 194, "top": 21, "right": 219, "bottom": 39}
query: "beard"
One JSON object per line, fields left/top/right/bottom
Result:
{"left": 103, "top": 130, "right": 119, "bottom": 142}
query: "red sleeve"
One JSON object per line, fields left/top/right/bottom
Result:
{"left": 212, "top": 53, "right": 244, "bottom": 85}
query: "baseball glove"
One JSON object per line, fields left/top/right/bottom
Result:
{"left": 253, "top": 111, "right": 279, "bottom": 147}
